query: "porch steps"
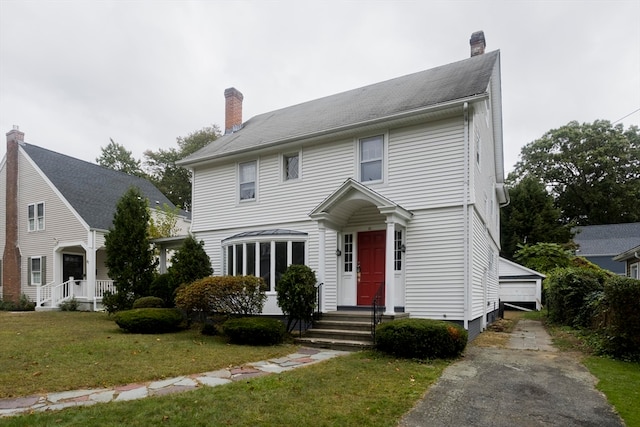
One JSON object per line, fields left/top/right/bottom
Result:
{"left": 294, "top": 311, "right": 409, "bottom": 352}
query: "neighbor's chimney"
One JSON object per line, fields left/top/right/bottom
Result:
{"left": 224, "top": 87, "right": 244, "bottom": 134}
{"left": 470, "top": 31, "right": 486, "bottom": 57}
{"left": 3, "top": 126, "right": 24, "bottom": 304}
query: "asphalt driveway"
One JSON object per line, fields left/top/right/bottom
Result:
{"left": 398, "top": 319, "right": 624, "bottom": 427}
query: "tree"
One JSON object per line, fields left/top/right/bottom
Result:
{"left": 144, "top": 125, "right": 220, "bottom": 210}
{"left": 168, "top": 235, "right": 213, "bottom": 286}
{"left": 500, "top": 176, "right": 572, "bottom": 259}
{"left": 511, "top": 120, "right": 640, "bottom": 225}
{"left": 276, "top": 265, "right": 318, "bottom": 333}
{"left": 105, "top": 187, "right": 158, "bottom": 310}
{"left": 97, "top": 139, "right": 146, "bottom": 177}
{"left": 148, "top": 203, "right": 181, "bottom": 239}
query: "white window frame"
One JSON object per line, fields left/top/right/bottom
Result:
{"left": 30, "top": 256, "right": 42, "bottom": 285}
{"left": 631, "top": 262, "right": 639, "bottom": 279}
{"left": 28, "top": 202, "right": 45, "bottom": 231}
{"left": 358, "top": 134, "right": 386, "bottom": 183}
{"left": 238, "top": 160, "right": 257, "bottom": 202}
{"left": 223, "top": 236, "right": 308, "bottom": 293}
{"left": 282, "top": 151, "right": 301, "bottom": 182}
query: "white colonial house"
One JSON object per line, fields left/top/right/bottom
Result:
{"left": 0, "top": 129, "right": 190, "bottom": 311}
{"left": 179, "top": 31, "right": 509, "bottom": 340}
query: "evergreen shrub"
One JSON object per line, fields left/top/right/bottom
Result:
{"left": 545, "top": 267, "right": 607, "bottom": 327}
{"left": 375, "top": 318, "right": 468, "bottom": 359}
{"left": 276, "top": 265, "right": 317, "bottom": 332}
{"left": 222, "top": 317, "right": 285, "bottom": 345}
{"left": 600, "top": 276, "right": 640, "bottom": 359}
{"left": 133, "top": 296, "right": 165, "bottom": 309}
{"left": 114, "top": 308, "right": 184, "bottom": 334}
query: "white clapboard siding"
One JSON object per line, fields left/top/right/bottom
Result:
{"left": 470, "top": 209, "right": 488, "bottom": 318}
{"left": 386, "top": 117, "right": 465, "bottom": 209}
{"left": 404, "top": 207, "right": 466, "bottom": 319}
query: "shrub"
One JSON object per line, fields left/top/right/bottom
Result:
{"left": 114, "top": 308, "right": 184, "bottom": 334}
{"left": 59, "top": 297, "right": 79, "bottom": 311}
{"left": 175, "top": 276, "right": 267, "bottom": 318}
{"left": 102, "top": 290, "right": 135, "bottom": 315}
{"left": 276, "top": 265, "right": 317, "bottom": 332}
{"left": 0, "top": 294, "right": 36, "bottom": 311}
{"left": 201, "top": 321, "right": 218, "bottom": 336}
{"left": 133, "top": 296, "right": 165, "bottom": 309}
{"left": 545, "top": 267, "right": 607, "bottom": 327}
{"left": 599, "top": 276, "right": 640, "bottom": 359}
{"left": 149, "top": 273, "right": 179, "bottom": 307}
{"left": 375, "top": 318, "right": 468, "bottom": 359}
{"left": 222, "top": 317, "right": 285, "bottom": 345}
{"left": 168, "top": 235, "right": 213, "bottom": 286}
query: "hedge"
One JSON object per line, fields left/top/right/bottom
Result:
{"left": 222, "top": 317, "right": 285, "bottom": 345}
{"left": 175, "top": 276, "right": 267, "bottom": 317}
{"left": 114, "top": 308, "right": 184, "bottom": 334}
{"left": 376, "top": 318, "right": 468, "bottom": 359}
{"left": 132, "top": 296, "right": 165, "bottom": 309}
{"left": 600, "top": 275, "right": 640, "bottom": 359}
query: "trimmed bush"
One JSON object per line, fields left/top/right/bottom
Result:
{"left": 114, "top": 308, "right": 184, "bottom": 334}
{"left": 376, "top": 318, "right": 468, "bottom": 359}
{"left": 149, "top": 273, "right": 179, "bottom": 307}
{"left": 545, "top": 267, "right": 607, "bottom": 327}
{"left": 133, "top": 296, "right": 165, "bottom": 309}
{"left": 600, "top": 275, "right": 640, "bottom": 359}
{"left": 276, "top": 265, "right": 317, "bottom": 332}
{"left": 222, "top": 317, "right": 285, "bottom": 345}
{"left": 175, "top": 276, "right": 267, "bottom": 317}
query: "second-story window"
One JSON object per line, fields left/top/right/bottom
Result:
{"left": 239, "top": 161, "right": 257, "bottom": 201}
{"left": 360, "top": 135, "right": 383, "bottom": 182}
{"left": 284, "top": 153, "right": 299, "bottom": 181}
{"left": 28, "top": 202, "right": 45, "bottom": 231}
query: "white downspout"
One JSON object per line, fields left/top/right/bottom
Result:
{"left": 463, "top": 102, "right": 470, "bottom": 330}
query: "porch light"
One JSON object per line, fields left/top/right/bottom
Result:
{"left": 401, "top": 244, "right": 406, "bottom": 253}
{"left": 335, "top": 249, "right": 342, "bottom": 256}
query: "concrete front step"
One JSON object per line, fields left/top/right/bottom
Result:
{"left": 304, "top": 328, "right": 372, "bottom": 341}
{"left": 294, "top": 337, "right": 374, "bottom": 352}
{"left": 314, "top": 320, "right": 371, "bottom": 332}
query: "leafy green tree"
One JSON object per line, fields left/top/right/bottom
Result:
{"left": 96, "top": 139, "right": 146, "bottom": 177}
{"left": 105, "top": 187, "right": 158, "bottom": 311}
{"left": 144, "top": 125, "right": 220, "bottom": 210}
{"left": 148, "top": 203, "right": 180, "bottom": 239}
{"left": 168, "top": 235, "right": 213, "bottom": 286}
{"left": 276, "top": 265, "right": 318, "bottom": 333}
{"left": 500, "top": 176, "right": 572, "bottom": 259}
{"left": 511, "top": 120, "right": 640, "bottom": 225}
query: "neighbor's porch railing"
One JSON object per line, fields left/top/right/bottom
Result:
{"left": 36, "top": 279, "right": 115, "bottom": 310}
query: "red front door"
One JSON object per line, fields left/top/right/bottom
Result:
{"left": 357, "top": 230, "right": 386, "bottom": 306}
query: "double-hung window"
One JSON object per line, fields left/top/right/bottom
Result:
{"left": 239, "top": 161, "right": 257, "bottom": 201}
{"left": 28, "top": 256, "right": 45, "bottom": 285}
{"left": 359, "top": 135, "right": 383, "bottom": 182}
{"left": 28, "top": 202, "right": 45, "bottom": 231}
{"left": 283, "top": 153, "right": 299, "bottom": 181}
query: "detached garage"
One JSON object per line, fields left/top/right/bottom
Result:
{"left": 499, "top": 258, "right": 545, "bottom": 310}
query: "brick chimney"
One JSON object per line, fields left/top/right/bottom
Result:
{"left": 224, "top": 87, "right": 244, "bottom": 134}
{"left": 470, "top": 31, "right": 486, "bottom": 57}
{"left": 3, "top": 127, "right": 24, "bottom": 304}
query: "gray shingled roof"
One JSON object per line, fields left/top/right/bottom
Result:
{"left": 574, "top": 223, "right": 640, "bottom": 256}
{"left": 22, "top": 143, "right": 186, "bottom": 231}
{"left": 180, "top": 51, "right": 500, "bottom": 164}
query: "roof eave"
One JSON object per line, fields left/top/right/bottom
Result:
{"left": 178, "top": 93, "right": 489, "bottom": 168}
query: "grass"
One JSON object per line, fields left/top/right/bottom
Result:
{"left": 0, "top": 351, "right": 449, "bottom": 426}
{"left": 0, "top": 311, "right": 297, "bottom": 398}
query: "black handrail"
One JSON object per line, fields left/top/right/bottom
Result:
{"left": 314, "top": 282, "right": 323, "bottom": 322}
{"left": 371, "top": 282, "right": 385, "bottom": 341}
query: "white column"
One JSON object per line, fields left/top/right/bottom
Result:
{"left": 85, "top": 231, "right": 97, "bottom": 303}
{"left": 385, "top": 219, "right": 396, "bottom": 315}
{"left": 317, "top": 222, "right": 326, "bottom": 313}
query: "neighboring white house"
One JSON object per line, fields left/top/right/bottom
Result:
{"left": 613, "top": 245, "right": 640, "bottom": 279}
{"left": 0, "top": 128, "right": 190, "bottom": 311}
{"left": 498, "top": 257, "right": 544, "bottom": 311}
{"left": 179, "top": 31, "right": 509, "bottom": 339}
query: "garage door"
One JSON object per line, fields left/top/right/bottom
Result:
{"left": 499, "top": 281, "right": 536, "bottom": 303}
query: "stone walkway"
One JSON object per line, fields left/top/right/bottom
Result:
{"left": 0, "top": 347, "right": 348, "bottom": 418}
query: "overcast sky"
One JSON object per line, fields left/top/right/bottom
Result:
{"left": 1, "top": 0, "right": 639, "bottom": 174}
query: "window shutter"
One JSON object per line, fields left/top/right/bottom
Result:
{"left": 42, "top": 256, "right": 47, "bottom": 284}
{"left": 27, "top": 257, "right": 32, "bottom": 285}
